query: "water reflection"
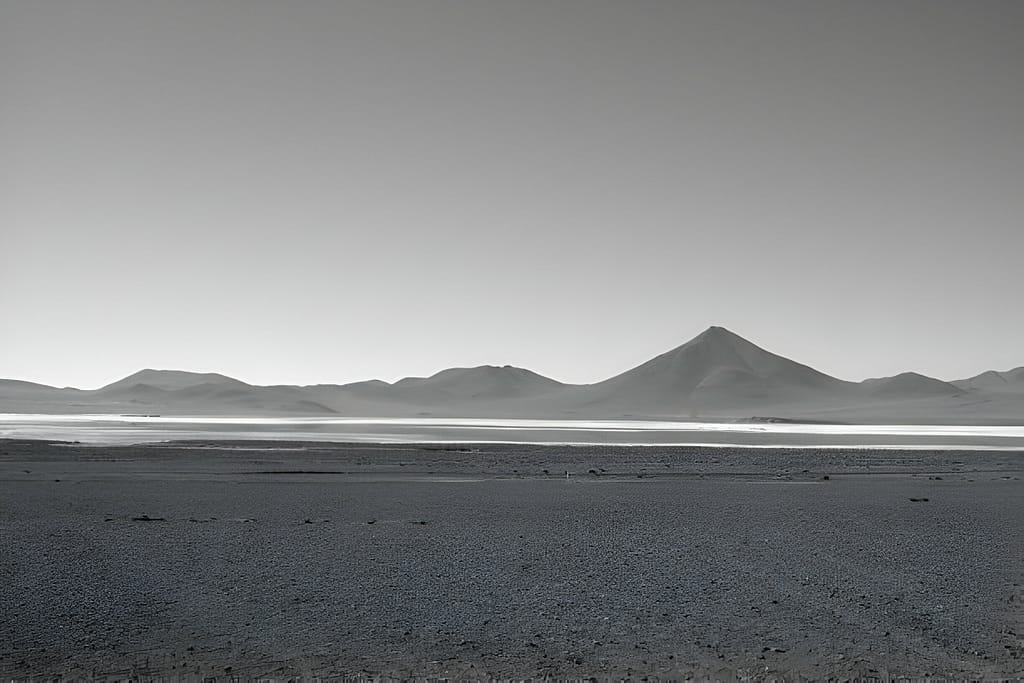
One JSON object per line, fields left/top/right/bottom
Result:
{"left": 1, "top": 414, "right": 1023, "bottom": 449}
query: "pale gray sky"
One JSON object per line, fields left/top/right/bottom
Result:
{"left": 2, "top": 0, "right": 1022, "bottom": 389}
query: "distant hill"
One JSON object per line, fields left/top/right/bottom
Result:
{"left": 860, "top": 372, "right": 963, "bottom": 398}
{"left": 1, "top": 327, "right": 1021, "bottom": 423}
{"left": 300, "top": 366, "right": 568, "bottom": 416}
{"left": 953, "top": 367, "right": 1024, "bottom": 392}
{"left": 98, "top": 369, "right": 250, "bottom": 393}
{"left": 390, "top": 365, "right": 566, "bottom": 402}
{"left": 0, "top": 379, "right": 79, "bottom": 396}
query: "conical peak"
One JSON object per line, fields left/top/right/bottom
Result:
{"left": 687, "top": 325, "right": 746, "bottom": 349}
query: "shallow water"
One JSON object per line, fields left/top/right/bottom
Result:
{"left": 2, "top": 413, "right": 1024, "bottom": 449}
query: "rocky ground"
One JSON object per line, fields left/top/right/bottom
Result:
{"left": 0, "top": 440, "right": 1021, "bottom": 681}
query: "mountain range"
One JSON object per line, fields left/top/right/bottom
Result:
{"left": 2, "top": 326, "right": 1022, "bottom": 424}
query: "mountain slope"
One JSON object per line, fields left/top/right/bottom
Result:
{"left": 390, "top": 365, "right": 565, "bottom": 402}
{"left": 98, "top": 369, "right": 250, "bottom": 393}
{"left": 1, "top": 328, "right": 1022, "bottom": 422}
{"left": 0, "top": 379, "right": 72, "bottom": 395}
{"left": 558, "top": 326, "right": 854, "bottom": 416}
{"left": 300, "top": 366, "right": 568, "bottom": 415}
{"left": 953, "top": 367, "right": 1024, "bottom": 392}
{"left": 860, "top": 372, "right": 963, "bottom": 398}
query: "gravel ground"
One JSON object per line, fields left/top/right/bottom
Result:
{"left": 0, "top": 440, "right": 1021, "bottom": 681}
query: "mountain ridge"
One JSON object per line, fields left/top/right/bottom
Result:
{"left": 2, "top": 327, "right": 1021, "bottom": 423}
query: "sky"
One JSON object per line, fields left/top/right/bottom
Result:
{"left": 2, "top": 0, "right": 1022, "bottom": 389}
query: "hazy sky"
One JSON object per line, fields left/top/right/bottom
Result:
{"left": 3, "top": 0, "right": 1022, "bottom": 389}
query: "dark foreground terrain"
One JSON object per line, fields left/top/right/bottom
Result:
{"left": 1, "top": 440, "right": 1021, "bottom": 681}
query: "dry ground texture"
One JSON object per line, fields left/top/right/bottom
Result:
{"left": 1, "top": 440, "right": 1021, "bottom": 681}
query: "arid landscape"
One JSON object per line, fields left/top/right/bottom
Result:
{"left": 4, "top": 327, "right": 1022, "bottom": 681}
{"left": 5, "top": 1, "right": 1023, "bottom": 680}
{"left": 4, "top": 328, "right": 1024, "bottom": 424}
{"left": 1, "top": 439, "right": 1021, "bottom": 680}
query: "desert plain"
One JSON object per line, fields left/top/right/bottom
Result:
{"left": 1, "top": 439, "right": 1021, "bottom": 681}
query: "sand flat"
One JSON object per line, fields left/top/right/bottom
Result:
{"left": 0, "top": 440, "right": 1021, "bottom": 680}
